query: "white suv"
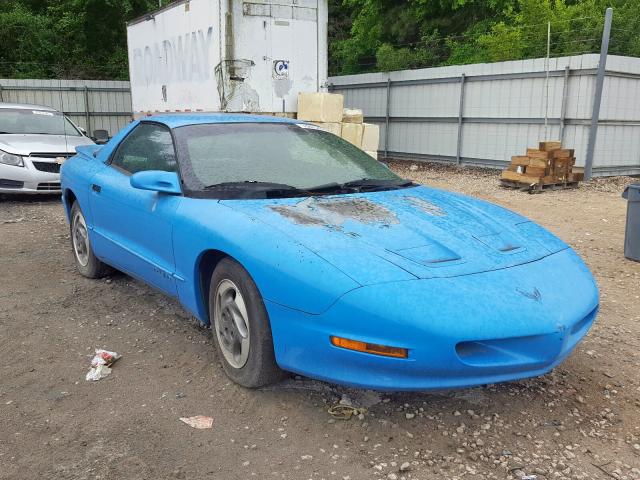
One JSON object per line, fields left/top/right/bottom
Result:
{"left": 0, "top": 102, "right": 95, "bottom": 194}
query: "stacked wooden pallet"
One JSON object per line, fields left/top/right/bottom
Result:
{"left": 501, "top": 141, "right": 584, "bottom": 190}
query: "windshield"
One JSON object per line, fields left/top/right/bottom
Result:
{"left": 174, "top": 123, "right": 402, "bottom": 195}
{"left": 0, "top": 108, "right": 81, "bottom": 136}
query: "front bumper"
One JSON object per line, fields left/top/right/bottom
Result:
{"left": 0, "top": 158, "right": 61, "bottom": 194}
{"left": 267, "top": 248, "right": 599, "bottom": 391}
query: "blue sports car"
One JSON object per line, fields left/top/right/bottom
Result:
{"left": 60, "top": 114, "right": 599, "bottom": 390}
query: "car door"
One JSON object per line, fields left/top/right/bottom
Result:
{"left": 89, "top": 122, "right": 181, "bottom": 296}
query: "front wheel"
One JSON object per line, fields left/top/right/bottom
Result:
{"left": 70, "top": 202, "right": 110, "bottom": 279}
{"left": 209, "top": 258, "right": 284, "bottom": 387}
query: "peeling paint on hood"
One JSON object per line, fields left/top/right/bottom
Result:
{"left": 270, "top": 197, "right": 399, "bottom": 229}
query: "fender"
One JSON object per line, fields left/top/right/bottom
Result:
{"left": 173, "top": 197, "right": 360, "bottom": 322}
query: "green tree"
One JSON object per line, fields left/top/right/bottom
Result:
{"left": 2, "top": 0, "right": 640, "bottom": 80}
{"left": 330, "top": 0, "right": 640, "bottom": 75}
{"left": 0, "top": 0, "right": 157, "bottom": 79}
{"left": 330, "top": 0, "right": 519, "bottom": 75}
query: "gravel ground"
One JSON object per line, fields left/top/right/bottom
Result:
{"left": 1, "top": 162, "right": 639, "bottom": 480}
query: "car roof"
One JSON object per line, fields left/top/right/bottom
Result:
{"left": 143, "top": 113, "right": 302, "bottom": 129}
{"left": 0, "top": 102, "right": 59, "bottom": 112}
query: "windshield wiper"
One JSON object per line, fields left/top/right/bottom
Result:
{"left": 203, "top": 181, "right": 312, "bottom": 199}
{"left": 344, "top": 178, "right": 414, "bottom": 188}
{"left": 306, "top": 178, "right": 415, "bottom": 193}
{"left": 204, "top": 181, "right": 301, "bottom": 191}
{"left": 201, "top": 179, "right": 415, "bottom": 199}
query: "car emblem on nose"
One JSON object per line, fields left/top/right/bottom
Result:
{"left": 517, "top": 287, "right": 541, "bottom": 302}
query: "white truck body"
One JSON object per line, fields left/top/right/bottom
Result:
{"left": 126, "top": 0, "right": 328, "bottom": 116}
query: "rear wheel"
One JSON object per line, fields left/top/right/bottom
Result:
{"left": 70, "top": 202, "right": 110, "bottom": 279}
{"left": 209, "top": 257, "right": 284, "bottom": 387}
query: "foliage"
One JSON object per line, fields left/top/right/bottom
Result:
{"left": 1, "top": 0, "right": 640, "bottom": 79}
{"left": 330, "top": 0, "right": 640, "bottom": 75}
{"left": 0, "top": 0, "right": 157, "bottom": 79}
{"left": 376, "top": 31, "right": 446, "bottom": 72}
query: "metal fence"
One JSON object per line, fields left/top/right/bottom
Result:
{"left": 0, "top": 79, "right": 132, "bottom": 137}
{"left": 328, "top": 52, "right": 640, "bottom": 177}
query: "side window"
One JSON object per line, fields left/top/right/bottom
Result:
{"left": 111, "top": 123, "right": 177, "bottom": 174}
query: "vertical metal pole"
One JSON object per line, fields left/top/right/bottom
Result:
{"left": 585, "top": 7, "right": 612, "bottom": 180}
{"left": 544, "top": 21, "right": 551, "bottom": 140}
{"left": 0, "top": 84, "right": 3, "bottom": 102}
{"left": 225, "top": 0, "right": 235, "bottom": 60}
{"left": 456, "top": 74, "right": 466, "bottom": 165}
{"left": 384, "top": 76, "right": 391, "bottom": 159}
{"left": 316, "top": 0, "right": 328, "bottom": 91}
{"left": 83, "top": 85, "right": 91, "bottom": 134}
{"left": 559, "top": 66, "right": 570, "bottom": 142}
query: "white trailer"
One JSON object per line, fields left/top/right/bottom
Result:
{"left": 126, "top": 0, "right": 328, "bottom": 116}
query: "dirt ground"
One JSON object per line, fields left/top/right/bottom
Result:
{"left": 1, "top": 162, "right": 639, "bottom": 480}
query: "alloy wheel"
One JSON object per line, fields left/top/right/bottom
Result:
{"left": 213, "top": 279, "right": 251, "bottom": 369}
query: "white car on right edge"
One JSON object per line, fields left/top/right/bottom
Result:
{"left": 0, "top": 102, "right": 95, "bottom": 195}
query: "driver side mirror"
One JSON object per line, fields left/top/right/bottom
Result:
{"left": 92, "top": 129, "right": 110, "bottom": 145}
{"left": 130, "top": 170, "right": 181, "bottom": 195}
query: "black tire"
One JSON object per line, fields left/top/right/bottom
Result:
{"left": 70, "top": 201, "right": 111, "bottom": 279}
{"left": 209, "top": 257, "right": 284, "bottom": 388}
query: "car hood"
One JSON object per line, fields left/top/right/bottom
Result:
{"left": 221, "top": 186, "right": 568, "bottom": 285}
{"left": 0, "top": 134, "right": 94, "bottom": 155}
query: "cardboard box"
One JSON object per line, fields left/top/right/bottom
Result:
{"left": 311, "top": 122, "right": 342, "bottom": 137}
{"left": 552, "top": 158, "right": 571, "bottom": 170}
{"left": 525, "top": 165, "right": 546, "bottom": 176}
{"left": 528, "top": 157, "right": 550, "bottom": 168}
{"left": 341, "top": 122, "right": 364, "bottom": 148}
{"left": 511, "top": 156, "right": 530, "bottom": 167}
{"left": 539, "top": 141, "right": 562, "bottom": 151}
{"left": 527, "top": 149, "right": 550, "bottom": 160}
{"left": 552, "top": 149, "right": 575, "bottom": 159}
{"left": 551, "top": 161, "right": 569, "bottom": 180}
{"left": 342, "top": 108, "right": 364, "bottom": 124}
{"left": 361, "top": 123, "right": 380, "bottom": 151}
{"left": 297, "top": 92, "right": 344, "bottom": 123}
{"left": 365, "top": 150, "right": 378, "bottom": 160}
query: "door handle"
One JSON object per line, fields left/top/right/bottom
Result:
{"left": 92, "top": 184, "right": 102, "bottom": 193}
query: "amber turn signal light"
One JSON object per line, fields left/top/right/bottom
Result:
{"left": 330, "top": 336, "right": 408, "bottom": 359}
